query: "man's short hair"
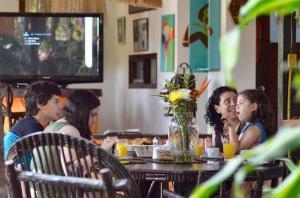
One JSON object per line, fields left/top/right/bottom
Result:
{"left": 24, "top": 81, "right": 61, "bottom": 116}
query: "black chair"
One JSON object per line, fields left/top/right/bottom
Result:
{"left": 5, "top": 132, "right": 142, "bottom": 198}
{"left": 197, "top": 162, "right": 285, "bottom": 198}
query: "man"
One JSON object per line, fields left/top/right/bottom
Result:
{"left": 3, "top": 81, "right": 62, "bottom": 159}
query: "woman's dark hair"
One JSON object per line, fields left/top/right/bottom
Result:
{"left": 63, "top": 90, "right": 100, "bottom": 139}
{"left": 239, "top": 89, "right": 274, "bottom": 135}
{"left": 25, "top": 81, "right": 61, "bottom": 116}
{"left": 205, "top": 86, "right": 237, "bottom": 135}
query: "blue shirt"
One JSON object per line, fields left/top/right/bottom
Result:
{"left": 240, "top": 122, "right": 267, "bottom": 144}
{"left": 3, "top": 116, "right": 43, "bottom": 159}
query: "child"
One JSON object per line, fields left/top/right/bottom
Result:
{"left": 3, "top": 81, "right": 62, "bottom": 159}
{"left": 229, "top": 89, "right": 274, "bottom": 152}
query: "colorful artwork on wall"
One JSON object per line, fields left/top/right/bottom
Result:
{"left": 160, "top": 14, "right": 175, "bottom": 72}
{"left": 208, "top": 0, "right": 221, "bottom": 71}
{"left": 189, "top": 0, "right": 209, "bottom": 72}
{"left": 189, "top": 0, "right": 220, "bottom": 72}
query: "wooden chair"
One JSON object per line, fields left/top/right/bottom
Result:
{"left": 5, "top": 132, "right": 142, "bottom": 198}
{"left": 5, "top": 159, "right": 124, "bottom": 198}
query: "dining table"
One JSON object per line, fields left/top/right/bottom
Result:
{"left": 124, "top": 159, "right": 223, "bottom": 197}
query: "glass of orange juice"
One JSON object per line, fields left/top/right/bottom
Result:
{"left": 223, "top": 142, "right": 235, "bottom": 159}
{"left": 191, "top": 138, "right": 204, "bottom": 157}
{"left": 116, "top": 139, "right": 128, "bottom": 158}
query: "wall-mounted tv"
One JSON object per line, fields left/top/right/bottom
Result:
{"left": 0, "top": 13, "right": 103, "bottom": 86}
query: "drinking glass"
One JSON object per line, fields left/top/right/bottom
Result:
{"left": 116, "top": 139, "right": 128, "bottom": 158}
{"left": 191, "top": 138, "right": 204, "bottom": 157}
{"left": 223, "top": 142, "right": 235, "bottom": 159}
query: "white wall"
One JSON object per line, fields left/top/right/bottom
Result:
{"left": 0, "top": 0, "right": 18, "bottom": 12}
{"left": 0, "top": 0, "right": 256, "bottom": 135}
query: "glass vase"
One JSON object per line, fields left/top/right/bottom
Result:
{"left": 168, "top": 115, "right": 199, "bottom": 163}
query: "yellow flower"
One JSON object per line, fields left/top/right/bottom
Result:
{"left": 169, "top": 89, "right": 191, "bottom": 103}
{"left": 169, "top": 91, "right": 182, "bottom": 103}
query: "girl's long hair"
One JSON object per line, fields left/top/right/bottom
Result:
{"left": 239, "top": 89, "right": 274, "bottom": 135}
{"left": 63, "top": 90, "right": 100, "bottom": 139}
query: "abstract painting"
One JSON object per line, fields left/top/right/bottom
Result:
{"left": 189, "top": 0, "right": 209, "bottom": 72}
{"left": 160, "top": 14, "right": 175, "bottom": 72}
{"left": 208, "top": 0, "right": 221, "bottom": 70}
{"left": 189, "top": 0, "right": 220, "bottom": 72}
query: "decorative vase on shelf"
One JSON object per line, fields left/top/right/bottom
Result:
{"left": 168, "top": 114, "right": 199, "bottom": 163}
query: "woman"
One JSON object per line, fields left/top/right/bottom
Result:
{"left": 205, "top": 86, "right": 243, "bottom": 152}
{"left": 46, "top": 90, "right": 99, "bottom": 140}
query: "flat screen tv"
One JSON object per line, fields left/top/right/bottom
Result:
{"left": 0, "top": 13, "right": 103, "bottom": 86}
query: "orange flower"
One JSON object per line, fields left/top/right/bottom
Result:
{"left": 191, "top": 77, "right": 210, "bottom": 98}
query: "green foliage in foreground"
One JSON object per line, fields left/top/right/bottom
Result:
{"left": 221, "top": 0, "right": 300, "bottom": 89}
{"left": 193, "top": 0, "right": 300, "bottom": 197}
{"left": 191, "top": 126, "right": 300, "bottom": 198}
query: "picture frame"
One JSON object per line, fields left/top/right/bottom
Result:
{"left": 133, "top": 18, "right": 148, "bottom": 52}
{"left": 129, "top": 53, "right": 157, "bottom": 88}
{"left": 117, "top": 16, "right": 126, "bottom": 44}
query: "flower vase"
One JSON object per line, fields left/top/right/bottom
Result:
{"left": 168, "top": 115, "right": 199, "bottom": 163}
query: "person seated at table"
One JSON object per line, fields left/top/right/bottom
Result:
{"left": 3, "top": 80, "right": 62, "bottom": 159}
{"left": 31, "top": 90, "right": 113, "bottom": 197}
{"left": 45, "top": 90, "right": 113, "bottom": 170}
{"left": 228, "top": 89, "right": 274, "bottom": 152}
{"left": 205, "top": 86, "right": 243, "bottom": 152}
{"left": 46, "top": 89, "right": 113, "bottom": 149}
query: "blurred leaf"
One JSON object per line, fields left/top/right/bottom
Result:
{"left": 293, "top": 73, "right": 300, "bottom": 101}
{"left": 233, "top": 164, "right": 256, "bottom": 198}
{"left": 268, "top": 163, "right": 300, "bottom": 198}
{"left": 239, "top": 0, "right": 300, "bottom": 28}
{"left": 279, "top": 158, "right": 298, "bottom": 172}
{"left": 220, "top": 27, "right": 240, "bottom": 86}
{"left": 191, "top": 157, "right": 244, "bottom": 198}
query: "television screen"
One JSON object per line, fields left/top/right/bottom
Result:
{"left": 0, "top": 13, "right": 103, "bottom": 86}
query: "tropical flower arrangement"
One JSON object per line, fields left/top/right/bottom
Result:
{"left": 157, "top": 71, "right": 209, "bottom": 162}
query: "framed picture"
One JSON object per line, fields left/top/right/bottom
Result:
{"left": 133, "top": 18, "right": 148, "bottom": 52}
{"left": 160, "top": 14, "right": 175, "bottom": 72}
{"left": 129, "top": 53, "right": 157, "bottom": 88}
{"left": 117, "top": 17, "right": 126, "bottom": 44}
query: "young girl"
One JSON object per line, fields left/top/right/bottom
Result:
{"left": 229, "top": 89, "right": 274, "bottom": 152}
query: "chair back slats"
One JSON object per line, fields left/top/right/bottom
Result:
{"left": 5, "top": 132, "right": 142, "bottom": 198}
{"left": 5, "top": 160, "right": 22, "bottom": 197}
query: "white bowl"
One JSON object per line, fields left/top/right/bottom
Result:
{"left": 128, "top": 145, "right": 154, "bottom": 157}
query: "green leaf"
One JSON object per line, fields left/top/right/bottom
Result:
{"left": 191, "top": 157, "right": 244, "bottom": 198}
{"left": 239, "top": 0, "right": 300, "bottom": 28}
{"left": 293, "top": 73, "right": 300, "bottom": 101}
{"left": 267, "top": 163, "right": 300, "bottom": 198}
{"left": 278, "top": 158, "right": 297, "bottom": 172}
{"left": 220, "top": 27, "right": 241, "bottom": 86}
